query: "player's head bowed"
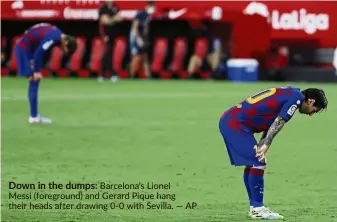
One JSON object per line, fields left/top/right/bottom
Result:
{"left": 300, "top": 88, "right": 328, "bottom": 115}
{"left": 61, "top": 35, "right": 77, "bottom": 56}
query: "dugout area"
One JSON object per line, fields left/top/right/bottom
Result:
{"left": 1, "top": 14, "right": 270, "bottom": 79}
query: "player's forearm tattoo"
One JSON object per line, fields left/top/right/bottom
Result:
{"left": 261, "top": 131, "right": 267, "bottom": 140}
{"left": 263, "top": 116, "right": 286, "bottom": 146}
{"left": 258, "top": 131, "right": 268, "bottom": 146}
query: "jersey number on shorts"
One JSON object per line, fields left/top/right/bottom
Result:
{"left": 246, "top": 88, "right": 276, "bottom": 104}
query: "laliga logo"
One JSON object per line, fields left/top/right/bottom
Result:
{"left": 244, "top": 2, "right": 329, "bottom": 35}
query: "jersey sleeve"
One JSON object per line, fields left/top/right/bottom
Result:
{"left": 33, "top": 32, "right": 61, "bottom": 73}
{"left": 278, "top": 93, "right": 304, "bottom": 122}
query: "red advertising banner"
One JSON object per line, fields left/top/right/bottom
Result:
{"left": 2, "top": 1, "right": 337, "bottom": 46}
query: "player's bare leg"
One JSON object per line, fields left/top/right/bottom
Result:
{"left": 249, "top": 165, "right": 284, "bottom": 220}
{"left": 130, "top": 55, "right": 141, "bottom": 78}
{"left": 187, "top": 55, "right": 201, "bottom": 78}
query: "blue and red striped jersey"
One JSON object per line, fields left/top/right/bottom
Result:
{"left": 16, "top": 23, "right": 62, "bottom": 72}
{"left": 222, "top": 87, "right": 304, "bottom": 133}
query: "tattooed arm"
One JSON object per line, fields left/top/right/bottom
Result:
{"left": 255, "top": 116, "right": 286, "bottom": 162}
{"left": 259, "top": 131, "right": 267, "bottom": 146}
{"left": 262, "top": 116, "right": 286, "bottom": 147}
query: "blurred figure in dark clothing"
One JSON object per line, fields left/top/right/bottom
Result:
{"left": 98, "top": 0, "right": 123, "bottom": 83}
{"left": 1, "top": 38, "right": 6, "bottom": 66}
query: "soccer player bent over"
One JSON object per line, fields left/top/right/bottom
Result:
{"left": 219, "top": 87, "right": 328, "bottom": 220}
{"left": 15, "top": 23, "right": 77, "bottom": 124}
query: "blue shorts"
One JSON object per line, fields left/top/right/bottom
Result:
{"left": 15, "top": 45, "right": 33, "bottom": 77}
{"left": 219, "top": 114, "right": 266, "bottom": 167}
{"left": 130, "top": 41, "right": 145, "bottom": 56}
{"left": 129, "top": 34, "right": 145, "bottom": 56}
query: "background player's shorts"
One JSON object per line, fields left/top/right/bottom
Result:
{"left": 218, "top": 113, "right": 266, "bottom": 167}
{"left": 129, "top": 33, "right": 146, "bottom": 56}
{"left": 14, "top": 45, "right": 33, "bottom": 77}
{"left": 130, "top": 40, "right": 145, "bottom": 56}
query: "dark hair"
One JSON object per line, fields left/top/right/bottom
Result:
{"left": 301, "top": 88, "right": 328, "bottom": 112}
{"left": 148, "top": 0, "right": 155, "bottom": 6}
{"left": 65, "top": 35, "right": 77, "bottom": 56}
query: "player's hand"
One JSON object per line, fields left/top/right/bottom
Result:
{"left": 33, "top": 72, "right": 43, "bottom": 80}
{"left": 137, "top": 38, "right": 144, "bottom": 47}
{"left": 254, "top": 144, "right": 269, "bottom": 162}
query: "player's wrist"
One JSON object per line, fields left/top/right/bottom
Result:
{"left": 261, "top": 144, "right": 269, "bottom": 150}
{"left": 33, "top": 72, "right": 43, "bottom": 80}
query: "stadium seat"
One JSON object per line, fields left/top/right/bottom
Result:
{"left": 49, "top": 46, "right": 66, "bottom": 77}
{"left": 68, "top": 36, "right": 88, "bottom": 78}
{"left": 151, "top": 38, "right": 168, "bottom": 78}
{"left": 170, "top": 38, "right": 188, "bottom": 79}
{"left": 89, "top": 37, "right": 104, "bottom": 75}
{"left": 112, "top": 37, "right": 128, "bottom": 79}
{"left": 8, "top": 36, "right": 21, "bottom": 72}
{"left": 193, "top": 37, "right": 210, "bottom": 79}
{"left": 40, "top": 68, "right": 49, "bottom": 77}
{"left": 1, "top": 67, "right": 8, "bottom": 76}
{"left": 194, "top": 37, "right": 209, "bottom": 60}
{"left": 200, "top": 71, "right": 211, "bottom": 79}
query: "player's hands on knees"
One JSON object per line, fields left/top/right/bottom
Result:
{"left": 254, "top": 144, "right": 269, "bottom": 162}
{"left": 33, "top": 72, "right": 43, "bottom": 80}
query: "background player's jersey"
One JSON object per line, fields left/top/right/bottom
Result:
{"left": 223, "top": 87, "right": 305, "bottom": 133}
{"left": 17, "top": 23, "right": 62, "bottom": 72}
{"left": 131, "top": 10, "right": 150, "bottom": 39}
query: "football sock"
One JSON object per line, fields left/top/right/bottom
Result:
{"left": 28, "top": 79, "right": 40, "bottom": 118}
{"left": 248, "top": 168, "right": 265, "bottom": 208}
{"left": 243, "top": 167, "right": 253, "bottom": 206}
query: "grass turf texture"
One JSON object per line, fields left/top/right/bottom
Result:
{"left": 1, "top": 78, "right": 337, "bottom": 222}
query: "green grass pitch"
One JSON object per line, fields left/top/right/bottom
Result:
{"left": 1, "top": 77, "right": 337, "bottom": 222}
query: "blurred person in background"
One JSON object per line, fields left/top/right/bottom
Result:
{"left": 265, "top": 46, "right": 289, "bottom": 81}
{"left": 1, "top": 38, "right": 6, "bottom": 66}
{"left": 98, "top": 0, "right": 122, "bottom": 83}
{"left": 129, "top": 1, "right": 155, "bottom": 78}
{"left": 15, "top": 23, "right": 77, "bottom": 124}
{"left": 1, "top": 51, "right": 5, "bottom": 66}
{"left": 188, "top": 38, "right": 229, "bottom": 79}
